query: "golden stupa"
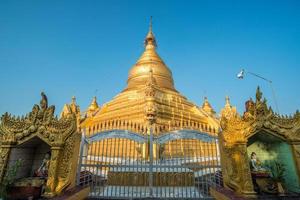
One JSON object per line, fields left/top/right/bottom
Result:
{"left": 63, "top": 20, "right": 219, "bottom": 159}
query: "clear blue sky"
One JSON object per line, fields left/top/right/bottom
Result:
{"left": 0, "top": 0, "right": 299, "bottom": 116}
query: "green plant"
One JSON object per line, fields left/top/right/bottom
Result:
{"left": 0, "top": 159, "right": 22, "bottom": 199}
{"left": 270, "top": 161, "right": 285, "bottom": 183}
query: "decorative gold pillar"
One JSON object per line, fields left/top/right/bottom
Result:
{"left": 218, "top": 95, "right": 256, "bottom": 198}
{"left": 0, "top": 134, "right": 16, "bottom": 183}
{"left": 291, "top": 142, "right": 300, "bottom": 182}
{"left": 0, "top": 145, "right": 12, "bottom": 183}
{"left": 222, "top": 142, "right": 255, "bottom": 197}
{"left": 44, "top": 146, "right": 63, "bottom": 197}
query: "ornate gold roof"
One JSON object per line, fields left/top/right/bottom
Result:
{"left": 0, "top": 92, "right": 78, "bottom": 145}
{"left": 0, "top": 92, "right": 80, "bottom": 196}
{"left": 218, "top": 87, "right": 300, "bottom": 196}
{"left": 220, "top": 87, "right": 300, "bottom": 144}
{"left": 80, "top": 20, "right": 219, "bottom": 136}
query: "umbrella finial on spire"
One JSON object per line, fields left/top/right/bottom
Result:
{"left": 145, "top": 16, "right": 157, "bottom": 48}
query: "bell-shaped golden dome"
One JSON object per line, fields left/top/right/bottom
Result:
{"left": 126, "top": 18, "right": 175, "bottom": 91}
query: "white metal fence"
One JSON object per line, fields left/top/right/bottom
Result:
{"left": 77, "top": 129, "right": 222, "bottom": 199}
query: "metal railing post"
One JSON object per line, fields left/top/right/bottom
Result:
{"left": 77, "top": 128, "right": 86, "bottom": 186}
{"left": 149, "top": 125, "right": 154, "bottom": 197}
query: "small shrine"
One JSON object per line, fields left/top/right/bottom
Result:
{"left": 0, "top": 92, "right": 81, "bottom": 199}
{"left": 212, "top": 87, "right": 300, "bottom": 199}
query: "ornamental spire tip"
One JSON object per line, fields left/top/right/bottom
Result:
{"left": 145, "top": 16, "right": 157, "bottom": 48}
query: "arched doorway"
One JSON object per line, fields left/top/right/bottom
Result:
{"left": 7, "top": 136, "right": 51, "bottom": 180}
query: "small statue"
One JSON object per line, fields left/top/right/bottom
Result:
{"left": 35, "top": 152, "right": 51, "bottom": 177}
{"left": 250, "top": 152, "right": 266, "bottom": 172}
{"left": 244, "top": 98, "right": 255, "bottom": 120}
{"left": 250, "top": 152, "right": 277, "bottom": 193}
{"left": 245, "top": 98, "right": 255, "bottom": 113}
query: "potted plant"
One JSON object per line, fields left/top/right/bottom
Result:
{"left": 269, "top": 161, "right": 286, "bottom": 195}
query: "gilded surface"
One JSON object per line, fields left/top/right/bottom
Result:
{"left": 79, "top": 22, "right": 220, "bottom": 162}
{"left": 0, "top": 92, "right": 80, "bottom": 197}
{"left": 127, "top": 18, "right": 174, "bottom": 91}
{"left": 219, "top": 87, "right": 300, "bottom": 197}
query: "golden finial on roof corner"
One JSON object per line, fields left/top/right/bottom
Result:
{"left": 225, "top": 96, "right": 231, "bottom": 107}
{"left": 202, "top": 97, "right": 215, "bottom": 114}
{"left": 71, "top": 95, "right": 80, "bottom": 113}
{"left": 203, "top": 97, "right": 210, "bottom": 106}
{"left": 256, "top": 86, "right": 263, "bottom": 102}
{"left": 72, "top": 96, "right": 76, "bottom": 104}
{"left": 60, "top": 96, "right": 80, "bottom": 118}
{"left": 88, "top": 96, "right": 99, "bottom": 111}
{"left": 221, "top": 95, "right": 237, "bottom": 119}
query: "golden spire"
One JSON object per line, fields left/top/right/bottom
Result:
{"left": 145, "top": 16, "right": 157, "bottom": 48}
{"left": 72, "top": 96, "right": 76, "bottom": 104}
{"left": 60, "top": 96, "right": 80, "bottom": 118}
{"left": 70, "top": 96, "right": 80, "bottom": 113}
{"left": 221, "top": 95, "right": 237, "bottom": 118}
{"left": 202, "top": 97, "right": 215, "bottom": 115}
{"left": 127, "top": 17, "right": 175, "bottom": 91}
{"left": 225, "top": 96, "right": 231, "bottom": 108}
{"left": 203, "top": 97, "right": 210, "bottom": 106}
{"left": 88, "top": 96, "right": 99, "bottom": 112}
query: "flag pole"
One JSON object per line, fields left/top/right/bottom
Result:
{"left": 237, "top": 69, "right": 280, "bottom": 113}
